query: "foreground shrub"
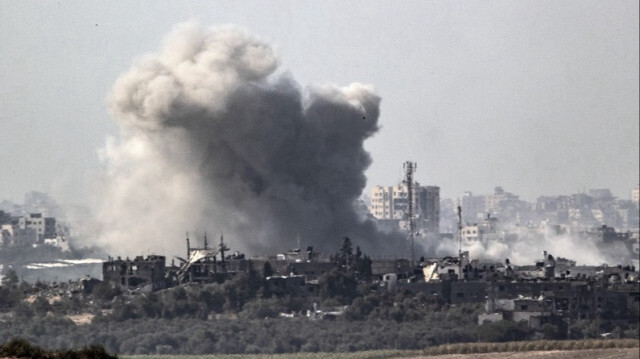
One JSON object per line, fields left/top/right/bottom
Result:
{"left": 0, "top": 338, "right": 43, "bottom": 358}
{"left": 0, "top": 337, "right": 118, "bottom": 359}
{"left": 477, "top": 320, "right": 530, "bottom": 342}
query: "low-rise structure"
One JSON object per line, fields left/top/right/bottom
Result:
{"left": 103, "top": 255, "right": 167, "bottom": 292}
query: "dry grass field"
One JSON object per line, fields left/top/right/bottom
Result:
{"left": 401, "top": 347, "right": 639, "bottom": 359}
{"left": 123, "top": 348, "right": 640, "bottom": 359}
{"left": 122, "top": 339, "right": 640, "bottom": 359}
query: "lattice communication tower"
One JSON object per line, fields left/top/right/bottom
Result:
{"left": 403, "top": 161, "right": 417, "bottom": 265}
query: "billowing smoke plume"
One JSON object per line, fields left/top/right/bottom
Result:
{"left": 93, "top": 22, "right": 405, "bottom": 257}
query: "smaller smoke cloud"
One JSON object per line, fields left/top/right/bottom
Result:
{"left": 419, "top": 231, "right": 633, "bottom": 266}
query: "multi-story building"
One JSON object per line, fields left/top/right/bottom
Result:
{"left": 369, "top": 185, "right": 401, "bottom": 220}
{"left": 461, "top": 224, "right": 481, "bottom": 241}
{"left": 484, "top": 187, "right": 521, "bottom": 215}
{"left": 369, "top": 183, "right": 440, "bottom": 233}
{"left": 0, "top": 210, "right": 10, "bottom": 225}
{"left": 534, "top": 189, "right": 638, "bottom": 231}
{"left": 460, "top": 214, "right": 501, "bottom": 242}
{"left": 417, "top": 186, "right": 440, "bottom": 233}
{"left": 535, "top": 196, "right": 570, "bottom": 224}
{"left": 588, "top": 188, "right": 614, "bottom": 200}
{"left": 632, "top": 184, "right": 640, "bottom": 206}
{"left": 17, "top": 213, "right": 56, "bottom": 242}
{"left": 460, "top": 191, "right": 485, "bottom": 224}
{"left": 1, "top": 224, "right": 14, "bottom": 246}
{"left": 103, "top": 255, "right": 168, "bottom": 291}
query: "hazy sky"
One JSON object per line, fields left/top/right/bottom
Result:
{"left": 1, "top": 1, "right": 638, "bottom": 205}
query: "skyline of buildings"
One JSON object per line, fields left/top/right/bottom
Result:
{"left": 2, "top": 184, "right": 639, "bottom": 232}
{"left": 0, "top": 182, "right": 638, "bottom": 259}
{"left": 366, "top": 180, "right": 639, "bottom": 234}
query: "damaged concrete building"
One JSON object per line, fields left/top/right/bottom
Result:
{"left": 98, "top": 230, "right": 638, "bottom": 334}
{"left": 101, "top": 238, "right": 327, "bottom": 293}
{"left": 102, "top": 255, "right": 167, "bottom": 292}
{"left": 376, "top": 249, "right": 639, "bottom": 331}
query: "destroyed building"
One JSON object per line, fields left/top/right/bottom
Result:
{"left": 102, "top": 255, "right": 167, "bottom": 292}
{"left": 96, "top": 229, "right": 638, "bottom": 336}
{"left": 102, "top": 237, "right": 329, "bottom": 291}
{"left": 266, "top": 275, "right": 318, "bottom": 297}
{"left": 263, "top": 246, "right": 332, "bottom": 280}
{"left": 377, "top": 248, "right": 639, "bottom": 333}
{"left": 286, "top": 261, "right": 333, "bottom": 280}
{"left": 371, "top": 258, "right": 412, "bottom": 280}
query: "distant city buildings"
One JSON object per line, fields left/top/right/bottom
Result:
{"left": 366, "top": 182, "right": 638, "bottom": 267}
{"left": 533, "top": 189, "right": 639, "bottom": 233}
{"left": 1, "top": 212, "right": 62, "bottom": 247}
{"left": 0, "top": 191, "right": 68, "bottom": 250}
{"left": 0, "top": 191, "right": 62, "bottom": 219}
{"left": 448, "top": 185, "right": 640, "bottom": 233}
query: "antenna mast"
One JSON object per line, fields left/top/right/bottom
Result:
{"left": 403, "top": 161, "right": 417, "bottom": 266}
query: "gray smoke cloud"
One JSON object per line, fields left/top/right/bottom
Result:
{"left": 93, "top": 22, "right": 405, "bottom": 258}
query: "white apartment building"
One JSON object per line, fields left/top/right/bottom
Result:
{"left": 632, "top": 184, "right": 639, "bottom": 206}
{"left": 18, "top": 213, "right": 56, "bottom": 242}
{"left": 461, "top": 224, "right": 481, "bottom": 241}
{"left": 370, "top": 184, "right": 410, "bottom": 220}
{"left": 369, "top": 183, "right": 440, "bottom": 233}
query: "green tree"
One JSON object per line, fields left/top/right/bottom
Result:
{"left": 263, "top": 261, "right": 274, "bottom": 278}
{"left": 12, "top": 302, "right": 34, "bottom": 320}
{"left": 477, "top": 320, "right": 529, "bottom": 342}
{"left": 32, "top": 296, "right": 51, "bottom": 316}
{"left": 91, "top": 282, "right": 121, "bottom": 302}
{"left": 197, "top": 286, "right": 225, "bottom": 314}
{"left": 354, "top": 250, "right": 373, "bottom": 281}
{"left": 569, "top": 319, "right": 599, "bottom": 339}
{"left": 1, "top": 269, "right": 19, "bottom": 287}
{"left": 334, "top": 237, "right": 354, "bottom": 270}
{"left": 318, "top": 267, "right": 358, "bottom": 304}
{"left": 0, "top": 286, "right": 21, "bottom": 310}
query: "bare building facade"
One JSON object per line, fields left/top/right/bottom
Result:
{"left": 103, "top": 255, "right": 167, "bottom": 292}
{"left": 370, "top": 183, "right": 440, "bottom": 233}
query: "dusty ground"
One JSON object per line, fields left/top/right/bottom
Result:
{"left": 65, "top": 313, "right": 94, "bottom": 325}
{"left": 400, "top": 347, "right": 640, "bottom": 359}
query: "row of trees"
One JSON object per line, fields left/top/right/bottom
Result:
{"left": 4, "top": 308, "right": 636, "bottom": 355}
{"left": 0, "top": 337, "right": 117, "bottom": 359}
{"left": 0, "top": 313, "right": 480, "bottom": 354}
